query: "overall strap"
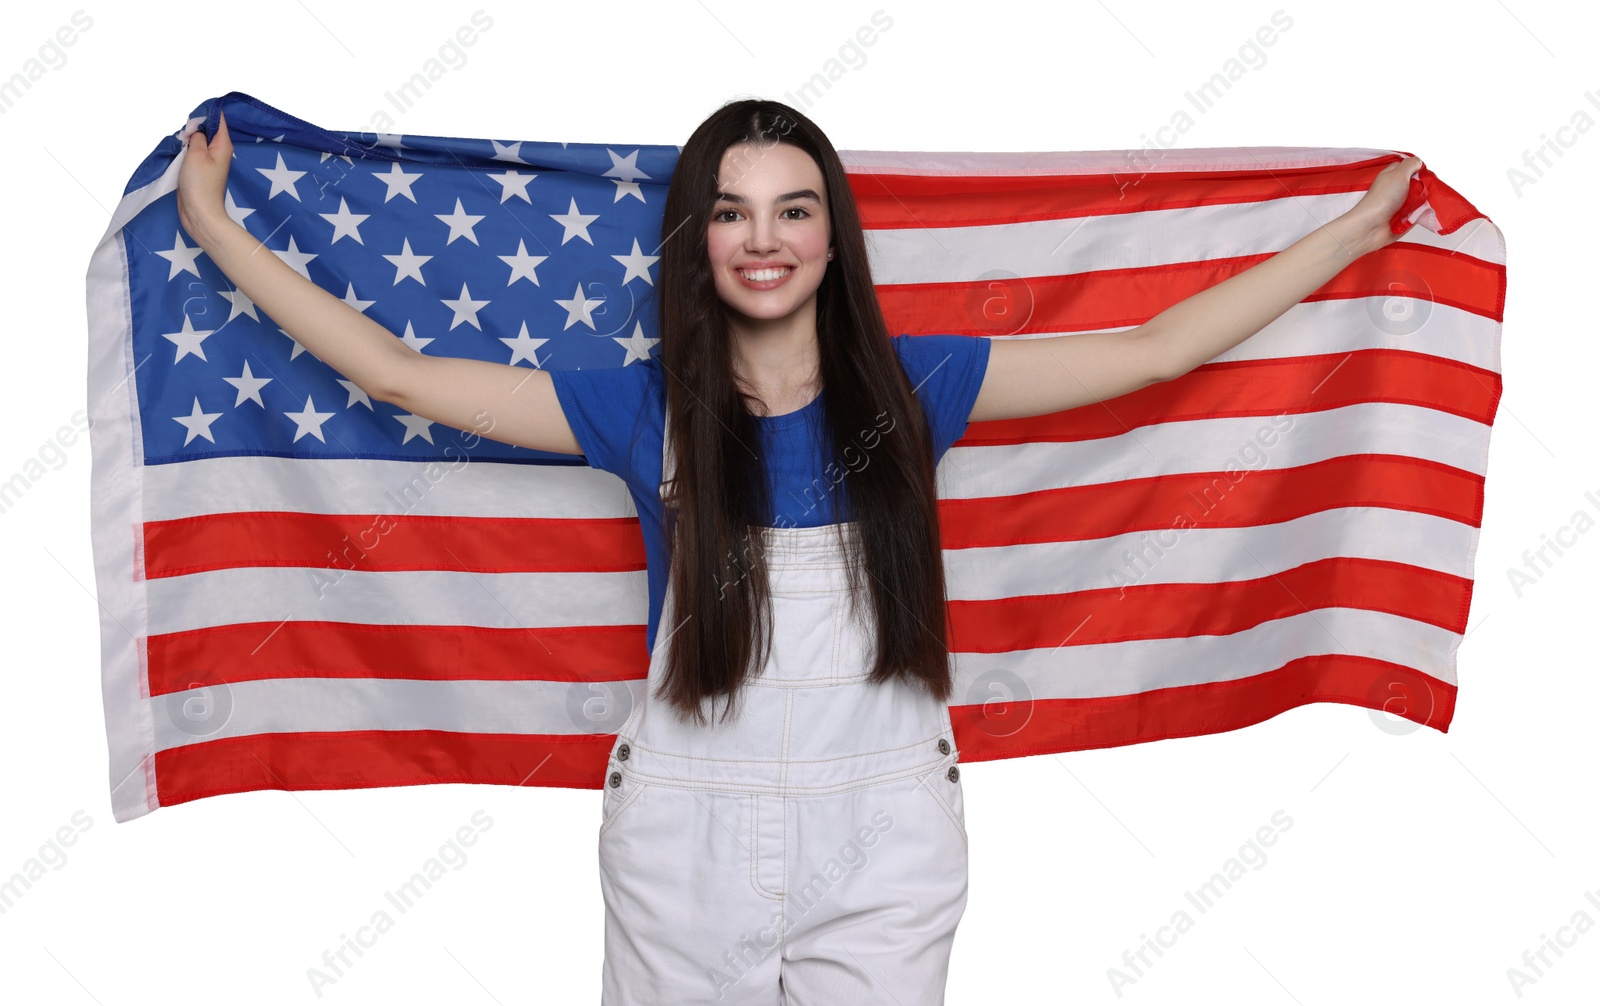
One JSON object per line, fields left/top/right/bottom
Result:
{"left": 658, "top": 392, "right": 675, "bottom": 505}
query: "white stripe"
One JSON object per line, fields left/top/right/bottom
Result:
{"left": 149, "top": 676, "right": 649, "bottom": 752}
{"left": 950, "top": 606, "right": 1462, "bottom": 702}
{"left": 146, "top": 566, "right": 648, "bottom": 636}
{"left": 941, "top": 401, "right": 1490, "bottom": 499}
{"left": 944, "top": 507, "right": 1479, "bottom": 599}
{"left": 144, "top": 452, "right": 638, "bottom": 522}
{"left": 840, "top": 146, "right": 1397, "bottom": 176}
{"left": 909, "top": 292, "right": 1500, "bottom": 376}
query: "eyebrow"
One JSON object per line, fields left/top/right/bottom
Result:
{"left": 714, "top": 189, "right": 823, "bottom": 204}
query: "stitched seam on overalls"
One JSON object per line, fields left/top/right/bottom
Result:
{"left": 749, "top": 795, "right": 784, "bottom": 901}
{"left": 628, "top": 731, "right": 947, "bottom": 766}
{"left": 598, "top": 782, "right": 647, "bottom": 840}
{"left": 622, "top": 761, "right": 947, "bottom": 797}
{"left": 916, "top": 768, "right": 969, "bottom": 848}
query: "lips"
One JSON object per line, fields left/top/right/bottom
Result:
{"left": 734, "top": 265, "right": 796, "bottom": 290}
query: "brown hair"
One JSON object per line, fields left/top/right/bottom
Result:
{"left": 653, "top": 97, "right": 954, "bottom": 725}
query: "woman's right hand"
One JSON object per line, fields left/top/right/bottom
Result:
{"left": 177, "top": 108, "right": 235, "bottom": 246}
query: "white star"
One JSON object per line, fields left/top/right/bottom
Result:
{"left": 603, "top": 148, "right": 651, "bottom": 183}
{"left": 256, "top": 153, "right": 307, "bottom": 201}
{"left": 157, "top": 231, "right": 205, "bottom": 280}
{"left": 490, "top": 140, "right": 530, "bottom": 164}
{"left": 383, "top": 237, "right": 432, "bottom": 286}
{"left": 173, "top": 398, "right": 223, "bottom": 446}
{"left": 319, "top": 151, "right": 356, "bottom": 167}
{"left": 222, "top": 360, "right": 272, "bottom": 406}
{"left": 435, "top": 198, "right": 486, "bottom": 245}
{"left": 393, "top": 412, "right": 436, "bottom": 445}
{"left": 162, "top": 315, "right": 217, "bottom": 363}
{"left": 218, "top": 285, "right": 260, "bottom": 322}
{"left": 336, "top": 378, "right": 374, "bottom": 410}
{"left": 614, "top": 321, "right": 660, "bottom": 365}
{"left": 319, "top": 197, "right": 370, "bottom": 244}
{"left": 279, "top": 326, "right": 310, "bottom": 361}
{"left": 554, "top": 281, "right": 604, "bottom": 331}
{"left": 397, "top": 320, "right": 434, "bottom": 353}
{"left": 609, "top": 180, "right": 645, "bottom": 204}
{"left": 222, "top": 188, "right": 257, "bottom": 229}
{"left": 498, "top": 240, "right": 548, "bottom": 286}
{"left": 489, "top": 167, "right": 537, "bottom": 203}
{"left": 499, "top": 321, "right": 548, "bottom": 366}
{"left": 371, "top": 161, "right": 423, "bottom": 203}
{"left": 340, "top": 282, "right": 376, "bottom": 315}
{"left": 284, "top": 395, "right": 335, "bottom": 443}
{"left": 612, "top": 238, "right": 660, "bottom": 286}
{"left": 440, "top": 283, "right": 490, "bottom": 331}
{"left": 369, "top": 133, "right": 409, "bottom": 153}
{"left": 549, "top": 197, "right": 599, "bottom": 245}
{"left": 270, "top": 235, "right": 318, "bottom": 281}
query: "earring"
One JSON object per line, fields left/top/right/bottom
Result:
{"left": 827, "top": 249, "right": 834, "bottom": 260}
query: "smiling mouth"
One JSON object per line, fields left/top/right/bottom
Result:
{"left": 737, "top": 266, "right": 794, "bottom": 282}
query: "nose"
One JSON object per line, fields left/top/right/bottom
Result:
{"left": 745, "top": 214, "right": 780, "bottom": 253}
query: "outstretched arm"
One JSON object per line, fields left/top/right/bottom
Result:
{"left": 969, "top": 155, "right": 1425, "bottom": 423}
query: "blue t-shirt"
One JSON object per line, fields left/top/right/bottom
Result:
{"left": 549, "top": 333, "right": 992, "bottom": 653}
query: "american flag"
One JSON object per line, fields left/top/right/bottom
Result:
{"left": 88, "top": 91, "right": 1503, "bottom": 823}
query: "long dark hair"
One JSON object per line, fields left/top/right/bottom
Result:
{"left": 654, "top": 98, "right": 953, "bottom": 725}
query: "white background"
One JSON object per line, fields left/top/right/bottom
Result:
{"left": 2, "top": 1, "right": 1593, "bottom": 1003}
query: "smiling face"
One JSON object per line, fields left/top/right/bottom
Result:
{"left": 707, "top": 141, "right": 833, "bottom": 330}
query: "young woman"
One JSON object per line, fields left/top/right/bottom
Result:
{"left": 178, "top": 100, "right": 1421, "bottom": 1004}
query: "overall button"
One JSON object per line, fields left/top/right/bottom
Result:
{"left": 937, "top": 738, "right": 951, "bottom": 755}
{"left": 608, "top": 771, "right": 622, "bottom": 788}
{"left": 946, "top": 765, "right": 960, "bottom": 783}
{"left": 617, "top": 743, "right": 630, "bottom": 761}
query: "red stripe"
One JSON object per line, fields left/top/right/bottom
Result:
{"left": 145, "top": 513, "right": 645, "bottom": 579}
{"left": 950, "top": 556, "right": 1473, "bottom": 652}
{"left": 962, "top": 350, "right": 1501, "bottom": 446}
{"left": 848, "top": 153, "right": 1405, "bottom": 229}
{"left": 154, "top": 729, "right": 612, "bottom": 809}
{"left": 940, "top": 454, "right": 1487, "bottom": 549}
{"left": 879, "top": 242, "right": 1505, "bottom": 337}
{"left": 147, "top": 620, "right": 649, "bottom": 697}
{"left": 951, "top": 655, "right": 1456, "bottom": 762}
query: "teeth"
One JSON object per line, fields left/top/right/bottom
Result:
{"left": 739, "top": 267, "right": 791, "bottom": 281}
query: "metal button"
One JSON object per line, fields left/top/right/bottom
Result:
{"left": 617, "top": 743, "right": 630, "bottom": 761}
{"left": 946, "top": 765, "right": 960, "bottom": 783}
{"left": 608, "top": 771, "right": 622, "bottom": 788}
{"left": 937, "top": 738, "right": 951, "bottom": 755}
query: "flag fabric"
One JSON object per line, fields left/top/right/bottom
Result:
{"left": 88, "top": 91, "right": 1504, "bottom": 823}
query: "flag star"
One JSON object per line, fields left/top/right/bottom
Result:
{"left": 609, "top": 180, "right": 645, "bottom": 204}
{"left": 554, "top": 281, "right": 604, "bottom": 331}
{"left": 615, "top": 321, "right": 660, "bottom": 365}
{"left": 612, "top": 238, "right": 660, "bottom": 286}
{"left": 549, "top": 197, "right": 599, "bottom": 245}
{"left": 440, "top": 283, "right": 490, "bottom": 331}
{"left": 222, "top": 188, "right": 257, "bottom": 229}
{"left": 218, "top": 285, "right": 260, "bottom": 322}
{"left": 256, "top": 152, "right": 307, "bottom": 201}
{"left": 397, "top": 320, "right": 434, "bottom": 353}
{"left": 499, "top": 321, "right": 548, "bottom": 366}
{"left": 279, "top": 326, "right": 310, "bottom": 361}
{"left": 162, "top": 315, "right": 217, "bottom": 363}
{"left": 489, "top": 140, "right": 530, "bottom": 164}
{"left": 435, "top": 198, "right": 487, "bottom": 245}
{"left": 284, "top": 395, "right": 335, "bottom": 443}
{"left": 489, "top": 167, "right": 537, "bottom": 204}
{"left": 603, "top": 148, "right": 651, "bottom": 183}
{"left": 336, "top": 378, "right": 374, "bottom": 410}
{"left": 383, "top": 237, "right": 432, "bottom": 286}
{"left": 340, "top": 282, "right": 376, "bottom": 315}
{"left": 271, "top": 235, "right": 318, "bottom": 281}
{"left": 372, "top": 161, "right": 423, "bottom": 203}
{"left": 369, "top": 133, "right": 409, "bottom": 153}
{"left": 319, "top": 197, "right": 370, "bottom": 244}
{"left": 157, "top": 231, "right": 205, "bottom": 280}
{"left": 173, "top": 398, "right": 223, "bottom": 446}
{"left": 393, "top": 411, "right": 436, "bottom": 445}
{"left": 222, "top": 359, "right": 272, "bottom": 406}
{"left": 318, "top": 151, "right": 356, "bottom": 167}
{"left": 499, "top": 240, "right": 549, "bottom": 286}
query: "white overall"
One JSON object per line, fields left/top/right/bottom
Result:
{"left": 597, "top": 405, "right": 969, "bottom": 1004}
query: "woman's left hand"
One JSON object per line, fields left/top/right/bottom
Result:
{"left": 1345, "top": 155, "right": 1424, "bottom": 255}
